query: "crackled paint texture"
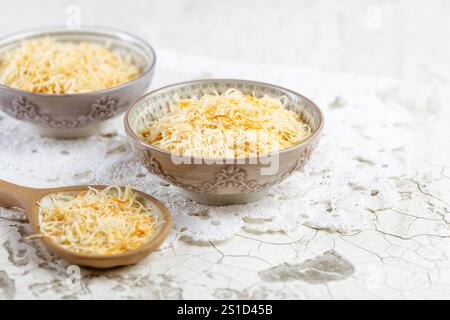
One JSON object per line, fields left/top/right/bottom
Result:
{"left": 1, "top": 0, "right": 450, "bottom": 299}
{"left": 258, "top": 250, "right": 355, "bottom": 284}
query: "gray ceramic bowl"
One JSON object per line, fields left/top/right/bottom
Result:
{"left": 125, "top": 79, "right": 323, "bottom": 205}
{"left": 0, "top": 26, "right": 156, "bottom": 138}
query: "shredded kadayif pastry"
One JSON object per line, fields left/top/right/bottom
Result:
{"left": 0, "top": 37, "right": 140, "bottom": 94}
{"left": 33, "top": 186, "right": 159, "bottom": 255}
{"left": 141, "top": 89, "right": 312, "bottom": 158}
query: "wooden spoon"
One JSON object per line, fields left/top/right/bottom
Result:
{"left": 0, "top": 179, "right": 172, "bottom": 268}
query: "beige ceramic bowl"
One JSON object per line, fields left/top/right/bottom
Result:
{"left": 0, "top": 26, "right": 156, "bottom": 138}
{"left": 125, "top": 79, "right": 323, "bottom": 205}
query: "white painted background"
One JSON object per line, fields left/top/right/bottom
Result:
{"left": 1, "top": 0, "right": 448, "bottom": 85}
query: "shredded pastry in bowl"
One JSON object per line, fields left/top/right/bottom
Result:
{"left": 0, "top": 37, "right": 140, "bottom": 94}
{"left": 140, "top": 89, "right": 312, "bottom": 158}
{"left": 33, "top": 185, "right": 159, "bottom": 255}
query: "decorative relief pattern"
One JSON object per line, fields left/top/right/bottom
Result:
{"left": 79, "top": 96, "right": 120, "bottom": 122}
{"left": 2, "top": 96, "right": 120, "bottom": 128}
{"left": 138, "top": 146, "right": 316, "bottom": 194}
{"left": 294, "top": 145, "right": 315, "bottom": 171}
{"left": 138, "top": 150, "right": 181, "bottom": 187}
{"left": 201, "top": 166, "right": 261, "bottom": 193}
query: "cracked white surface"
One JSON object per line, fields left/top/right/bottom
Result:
{"left": 1, "top": 0, "right": 450, "bottom": 299}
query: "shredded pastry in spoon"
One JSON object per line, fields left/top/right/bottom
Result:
{"left": 33, "top": 185, "right": 159, "bottom": 255}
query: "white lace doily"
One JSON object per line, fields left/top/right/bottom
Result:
{"left": 0, "top": 49, "right": 412, "bottom": 244}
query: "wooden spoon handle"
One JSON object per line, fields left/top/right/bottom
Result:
{"left": 0, "top": 179, "right": 38, "bottom": 210}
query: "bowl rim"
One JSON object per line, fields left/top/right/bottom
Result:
{"left": 0, "top": 25, "right": 157, "bottom": 97}
{"left": 124, "top": 78, "right": 324, "bottom": 162}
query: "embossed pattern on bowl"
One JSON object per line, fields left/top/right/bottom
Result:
{"left": 125, "top": 79, "right": 323, "bottom": 205}
{"left": 0, "top": 26, "right": 156, "bottom": 137}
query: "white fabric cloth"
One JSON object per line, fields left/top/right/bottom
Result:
{"left": 0, "top": 49, "right": 413, "bottom": 244}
